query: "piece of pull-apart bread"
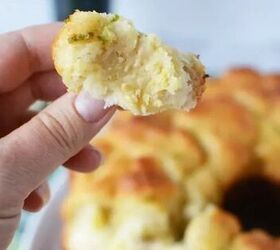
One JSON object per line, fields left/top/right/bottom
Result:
{"left": 53, "top": 11, "right": 206, "bottom": 115}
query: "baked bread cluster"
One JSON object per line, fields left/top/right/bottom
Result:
{"left": 63, "top": 68, "right": 280, "bottom": 249}
{"left": 53, "top": 11, "right": 206, "bottom": 115}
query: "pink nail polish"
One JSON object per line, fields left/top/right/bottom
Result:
{"left": 91, "top": 148, "right": 104, "bottom": 167}
{"left": 35, "top": 183, "right": 50, "bottom": 205}
{"left": 74, "top": 92, "right": 108, "bottom": 122}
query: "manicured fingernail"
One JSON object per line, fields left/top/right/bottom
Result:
{"left": 75, "top": 91, "right": 108, "bottom": 122}
{"left": 96, "top": 150, "right": 105, "bottom": 166}
{"left": 35, "top": 182, "right": 50, "bottom": 205}
{"left": 83, "top": 144, "right": 105, "bottom": 169}
{"left": 91, "top": 148, "right": 104, "bottom": 167}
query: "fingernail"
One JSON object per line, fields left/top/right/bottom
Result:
{"left": 91, "top": 148, "right": 104, "bottom": 167}
{"left": 100, "top": 154, "right": 105, "bottom": 165}
{"left": 35, "top": 182, "right": 50, "bottom": 205}
{"left": 75, "top": 91, "right": 108, "bottom": 122}
{"left": 84, "top": 144, "right": 105, "bottom": 169}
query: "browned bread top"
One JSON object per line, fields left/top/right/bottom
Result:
{"left": 63, "top": 68, "right": 280, "bottom": 250}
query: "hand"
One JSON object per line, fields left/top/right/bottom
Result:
{"left": 0, "top": 23, "right": 115, "bottom": 249}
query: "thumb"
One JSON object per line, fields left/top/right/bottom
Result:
{"left": 0, "top": 92, "right": 115, "bottom": 211}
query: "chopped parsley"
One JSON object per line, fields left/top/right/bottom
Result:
{"left": 68, "top": 32, "right": 94, "bottom": 43}
{"left": 111, "top": 14, "right": 120, "bottom": 23}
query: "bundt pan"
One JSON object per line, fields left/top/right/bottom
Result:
{"left": 62, "top": 68, "right": 280, "bottom": 250}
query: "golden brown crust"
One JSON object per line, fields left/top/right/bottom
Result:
{"left": 231, "top": 231, "right": 280, "bottom": 250}
{"left": 117, "top": 157, "right": 177, "bottom": 195}
{"left": 63, "top": 68, "right": 280, "bottom": 249}
{"left": 185, "top": 206, "right": 241, "bottom": 249}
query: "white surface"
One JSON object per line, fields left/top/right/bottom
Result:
{"left": 0, "top": 0, "right": 54, "bottom": 33}
{"left": 30, "top": 181, "right": 67, "bottom": 250}
{"left": 22, "top": 169, "right": 68, "bottom": 250}
{"left": 112, "top": 0, "right": 280, "bottom": 73}
{"left": 112, "top": 0, "right": 280, "bottom": 44}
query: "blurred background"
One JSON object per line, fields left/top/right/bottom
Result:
{"left": 2, "top": 0, "right": 280, "bottom": 249}
{"left": 2, "top": 0, "right": 280, "bottom": 75}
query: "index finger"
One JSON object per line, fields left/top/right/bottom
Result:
{"left": 0, "top": 22, "right": 62, "bottom": 93}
